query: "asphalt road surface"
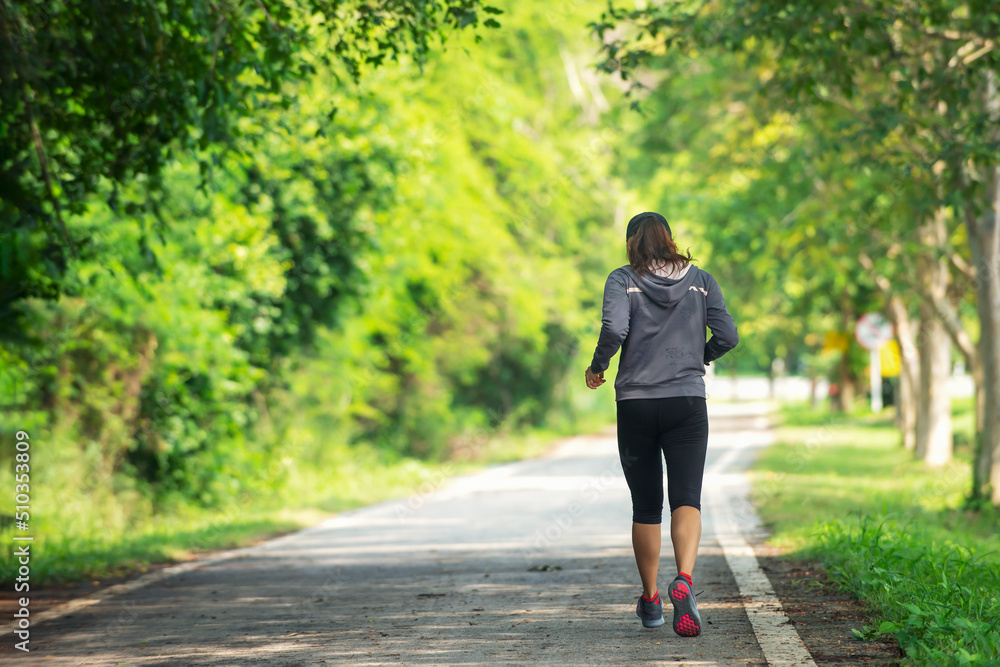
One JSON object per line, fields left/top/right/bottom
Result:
{"left": 4, "top": 401, "right": 817, "bottom": 666}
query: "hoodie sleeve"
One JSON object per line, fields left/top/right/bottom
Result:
{"left": 590, "top": 270, "right": 631, "bottom": 374}
{"left": 704, "top": 273, "right": 739, "bottom": 364}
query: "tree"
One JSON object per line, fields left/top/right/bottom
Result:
{"left": 0, "top": 0, "right": 501, "bottom": 335}
{"left": 0, "top": 0, "right": 626, "bottom": 504}
{"left": 595, "top": 0, "right": 1000, "bottom": 501}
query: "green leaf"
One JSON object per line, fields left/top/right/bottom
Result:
{"left": 878, "top": 621, "right": 898, "bottom": 634}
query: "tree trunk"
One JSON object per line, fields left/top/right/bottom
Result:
{"left": 836, "top": 353, "right": 855, "bottom": 411}
{"left": 971, "top": 361, "right": 985, "bottom": 464}
{"left": 914, "top": 213, "right": 953, "bottom": 466}
{"left": 915, "top": 305, "right": 953, "bottom": 466}
{"left": 858, "top": 251, "right": 920, "bottom": 450}
{"left": 969, "top": 164, "right": 1000, "bottom": 502}
{"left": 809, "top": 369, "right": 818, "bottom": 409}
{"left": 887, "top": 295, "right": 919, "bottom": 451}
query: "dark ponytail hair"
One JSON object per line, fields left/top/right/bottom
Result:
{"left": 626, "top": 218, "right": 695, "bottom": 277}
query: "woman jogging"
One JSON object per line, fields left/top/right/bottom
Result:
{"left": 585, "top": 211, "right": 738, "bottom": 637}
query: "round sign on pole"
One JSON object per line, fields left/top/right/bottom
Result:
{"left": 855, "top": 312, "right": 893, "bottom": 413}
{"left": 855, "top": 312, "right": 893, "bottom": 351}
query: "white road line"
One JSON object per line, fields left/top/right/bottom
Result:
{"left": 706, "top": 404, "right": 817, "bottom": 667}
{"left": 717, "top": 525, "right": 816, "bottom": 667}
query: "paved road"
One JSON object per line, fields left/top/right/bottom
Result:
{"left": 704, "top": 371, "right": 975, "bottom": 401}
{"left": 4, "top": 401, "right": 814, "bottom": 666}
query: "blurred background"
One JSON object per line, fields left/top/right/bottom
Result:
{"left": 1, "top": 5, "right": 998, "bottom": 651}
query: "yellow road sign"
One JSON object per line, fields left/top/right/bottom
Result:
{"left": 880, "top": 339, "right": 901, "bottom": 378}
{"left": 823, "top": 331, "right": 850, "bottom": 353}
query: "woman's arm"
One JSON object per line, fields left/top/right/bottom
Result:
{"left": 590, "top": 271, "right": 631, "bottom": 374}
{"left": 704, "top": 274, "right": 739, "bottom": 364}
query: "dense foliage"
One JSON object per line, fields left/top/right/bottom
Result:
{"left": 0, "top": 0, "right": 501, "bottom": 328}
{"left": 0, "top": 0, "right": 624, "bottom": 529}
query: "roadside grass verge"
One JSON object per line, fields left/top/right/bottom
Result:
{"left": 0, "top": 402, "right": 613, "bottom": 587}
{"left": 0, "top": 442, "right": 471, "bottom": 585}
{"left": 753, "top": 399, "right": 1000, "bottom": 666}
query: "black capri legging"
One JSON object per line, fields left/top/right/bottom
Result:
{"left": 616, "top": 396, "right": 709, "bottom": 524}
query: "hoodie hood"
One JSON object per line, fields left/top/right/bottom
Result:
{"left": 623, "top": 264, "right": 700, "bottom": 307}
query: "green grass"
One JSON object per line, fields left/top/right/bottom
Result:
{"left": 2, "top": 507, "right": 327, "bottom": 584}
{"left": 753, "top": 400, "right": 1000, "bottom": 665}
{"left": 0, "top": 445, "right": 468, "bottom": 585}
{"left": 0, "top": 406, "right": 613, "bottom": 587}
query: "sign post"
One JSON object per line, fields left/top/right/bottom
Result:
{"left": 854, "top": 312, "right": 894, "bottom": 413}
{"left": 869, "top": 343, "right": 882, "bottom": 412}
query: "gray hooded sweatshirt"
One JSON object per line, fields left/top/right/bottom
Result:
{"left": 589, "top": 264, "right": 738, "bottom": 401}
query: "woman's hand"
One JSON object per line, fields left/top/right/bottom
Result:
{"left": 585, "top": 366, "right": 605, "bottom": 389}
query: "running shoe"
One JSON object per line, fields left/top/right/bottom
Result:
{"left": 667, "top": 575, "right": 701, "bottom": 637}
{"left": 635, "top": 591, "right": 664, "bottom": 628}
